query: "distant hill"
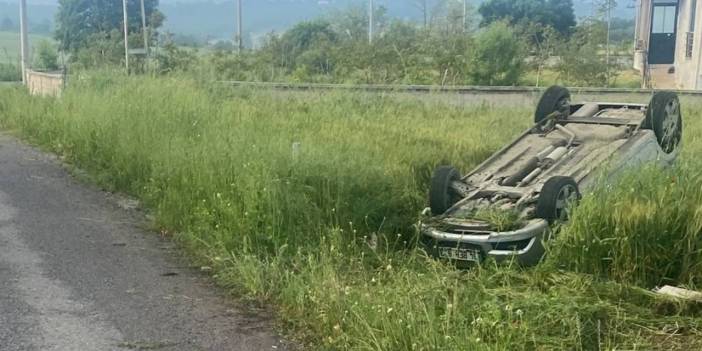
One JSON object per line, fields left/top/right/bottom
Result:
{"left": 0, "top": 0, "right": 636, "bottom": 40}
{"left": 0, "top": 1, "right": 56, "bottom": 35}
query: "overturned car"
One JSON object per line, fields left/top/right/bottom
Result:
{"left": 421, "top": 86, "right": 683, "bottom": 266}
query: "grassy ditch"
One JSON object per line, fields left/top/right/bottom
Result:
{"left": 1, "top": 75, "right": 702, "bottom": 350}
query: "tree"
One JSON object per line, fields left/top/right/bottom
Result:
{"left": 70, "top": 30, "right": 128, "bottom": 68}
{"left": 468, "top": 22, "right": 525, "bottom": 85}
{"left": 430, "top": 0, "right": 475, "bottom": 35}
{"left": 479, "top": 0, "right": 575, "bottom": 36}
{"left": 212, "top": 40, "right": 235, "bottom": 51}
{"left": 595, "top": 0, "right": 618, "bottom": 17}
{"left": 0, "top": 17, "right": 14, "bottom": 31}
{"left": 411, "top": 0, "right": 429, "bottom": 28}
{"left": 327, "top": 4, "right": 387, "bottom": 42}
{"left": 522, "top": 23, "right": 563, "bottom": 86}
{"left": 257, "top": 20, "right": 338, "bottom": 75}
{"left": 556, "top": 21, "right": 620, "bottom": 87}
{"left": 411, "top": 0, "right": 463, "bottom": 32}
{"left": 594, "top": 0, "right": 618, "bottom": 85}
{"left": 33, "top": 40, "right": 59, "bottom": 71}
{"left": 155, "top": 42, "right": 197, "bottom": 74}
{"left": 54, "top": 0, "right": 163, "bottom": 53}
{"left": 608, "top": 18, "right": 635, "bottom": 44}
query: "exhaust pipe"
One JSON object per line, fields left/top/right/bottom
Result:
{"left": 501, "top": 157, "right": 539, "bottom": 186}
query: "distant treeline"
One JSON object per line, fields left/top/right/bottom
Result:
{"left": 159, "top": 2, "right": 635, "bottom": 87}
{"left": 30, "top": 0, "right": 637, "bottom": 88}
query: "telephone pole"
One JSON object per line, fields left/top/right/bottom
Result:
{"left": 606, "top": 0, "right": 612, "bottom": 86}
{"left": 462, "top": 0, "right": 467, "bottom": 33}
{"left": 236, "top": 0, "right": 243, "bottom": 53}
{"left": 140, "top": 0, "right": 149, "bottom": 56}
{"left": 19, "top": 0, "right": 29, "bottom": 83}
{"left": 123, "top": 0, "right": 129, "bottom": 72}
{"left": 368, "top": 0, "right": 374, "bottom": 44}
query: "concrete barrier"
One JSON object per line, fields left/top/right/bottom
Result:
{"left": 220, "top": 80, "right": 702, "bottom": 96}
{"left": 220, "top": 81, "right": 685, "bottom": 107}
{"left": 25, "top": 70, "right": 65, "bottom": 97}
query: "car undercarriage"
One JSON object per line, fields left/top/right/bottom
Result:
{"left": 421, "top": 86, "right": 683, "bottom": 265}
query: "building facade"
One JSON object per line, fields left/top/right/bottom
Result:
{"left": 634, "top": 0, "right": 702, "bottom": 89}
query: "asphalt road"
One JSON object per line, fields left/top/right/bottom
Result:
{"left": 0, "top": 134, "right": 287, "bottom": 351}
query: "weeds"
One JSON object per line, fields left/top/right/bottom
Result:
{"left": 0, "top": 62, "right": 20, "bottom": 81}
{"left": 1, "top": 74, "right": 702, "bottom": 349}
{"left": 472, "top": 207, "right": 523, "bottom": 232}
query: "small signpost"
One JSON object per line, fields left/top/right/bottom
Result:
{"left": 123, "top": 0, "right": 151, "bottom": 73}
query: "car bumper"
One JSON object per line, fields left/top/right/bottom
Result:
{"left": 421, "top": 219, "right": 550, "bottom": 266}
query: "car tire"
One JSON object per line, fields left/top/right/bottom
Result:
{"left": 643, "top": 91, "right": 683, "bottom": 154}
{"left": 535, "top": 85, "right": 571, "bottom": 124}
{"left": 429, "top": 166, "right": 462, "bottom": 215}
{"left": 535, "top": 176, "right": 580, "bottom": 223}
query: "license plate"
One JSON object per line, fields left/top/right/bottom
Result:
{"left": 439, "top": 247, "right": 481, "bottom": 262}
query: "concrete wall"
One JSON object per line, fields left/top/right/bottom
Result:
{"left": 636, "top": 0, "right": 702, "bottom": 89}
{"left": 25, "top": 70, "right": 64, "bottom": 97}
{"left": 674, "top": 0, "right": 702, "bottom": 89}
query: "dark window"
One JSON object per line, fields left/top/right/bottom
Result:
{"left": 649, "top": 3, "right": 679, "bottom": 64}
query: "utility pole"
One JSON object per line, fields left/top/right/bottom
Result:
{"left": 19, "top": 0, "right": 29, "bottom": 83}
{"left": 633, "top": 0, "right": 640, "bottom": 46}
{"left": 123, "top": 0, "right": 129, "bottom": 73}
{"left": 462, "top": 0, "right": 467, "bottom": 33}
{"left": 606, "top": 0, "right": 612, "bottom": 86}
{"left": 140, "top": 0, "right": 149, "bottom": 56}
{"left": 368, "top": 0, "right": 374, "bottom": 44}
{"left": 236, "top": 0, "right": 243, "bottom": 53}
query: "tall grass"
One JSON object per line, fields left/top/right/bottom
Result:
{"left": 0, "top": 62, "right": 20, "bottom": 81}
{"left": 545, "top": 102, "right": 702, "bottom": 289}
{"left": 548, "top": 164, "right": 702, "bottom": 287}
{"left": 1, "top": 75, "right": 702, "bottom": 349}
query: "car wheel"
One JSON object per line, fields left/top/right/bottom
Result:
{"left": 535, "top": 176, "right": 580, "bottom": 223}
{"left": 534, "top": 85, "right": 571, "bottom": 124}
{"left": 644, "top": 91, "right": 683, "bottom": 154}
{"left": 429, "top": 166, "right": 462, "bottom": 215}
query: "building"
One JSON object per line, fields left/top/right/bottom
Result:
{"left": 634, "top": 0, "right": 702, "bottom": 89}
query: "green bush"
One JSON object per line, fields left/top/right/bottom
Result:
{"left": 154, "top": 42, "right": 197, "bottom": 74}
{"left": 33, "top": 39, "right": 59, "bottom": 71}
{"left": 556, "top": 20, "right": 621, "bottom": 87}
{"left": 0, "top": 62, "right": 20, "bottom": 81}
{"left": 468, "top": 21, "right": 525, "bottom": 85}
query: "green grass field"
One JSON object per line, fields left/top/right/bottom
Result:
{"left": 1, "top": 75, "right": 702, "bottom": 350}
{"left": 521, "top": 68, "right": 642, "bottom": 89}
{"left": 0, "top": 31, "right": 52, "bottom": 63}
{"left": 0, "top": 31, "right": 54, "bottom": 81}
{"left": 0, "top": 31, "right": 21, "bottom": 63}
